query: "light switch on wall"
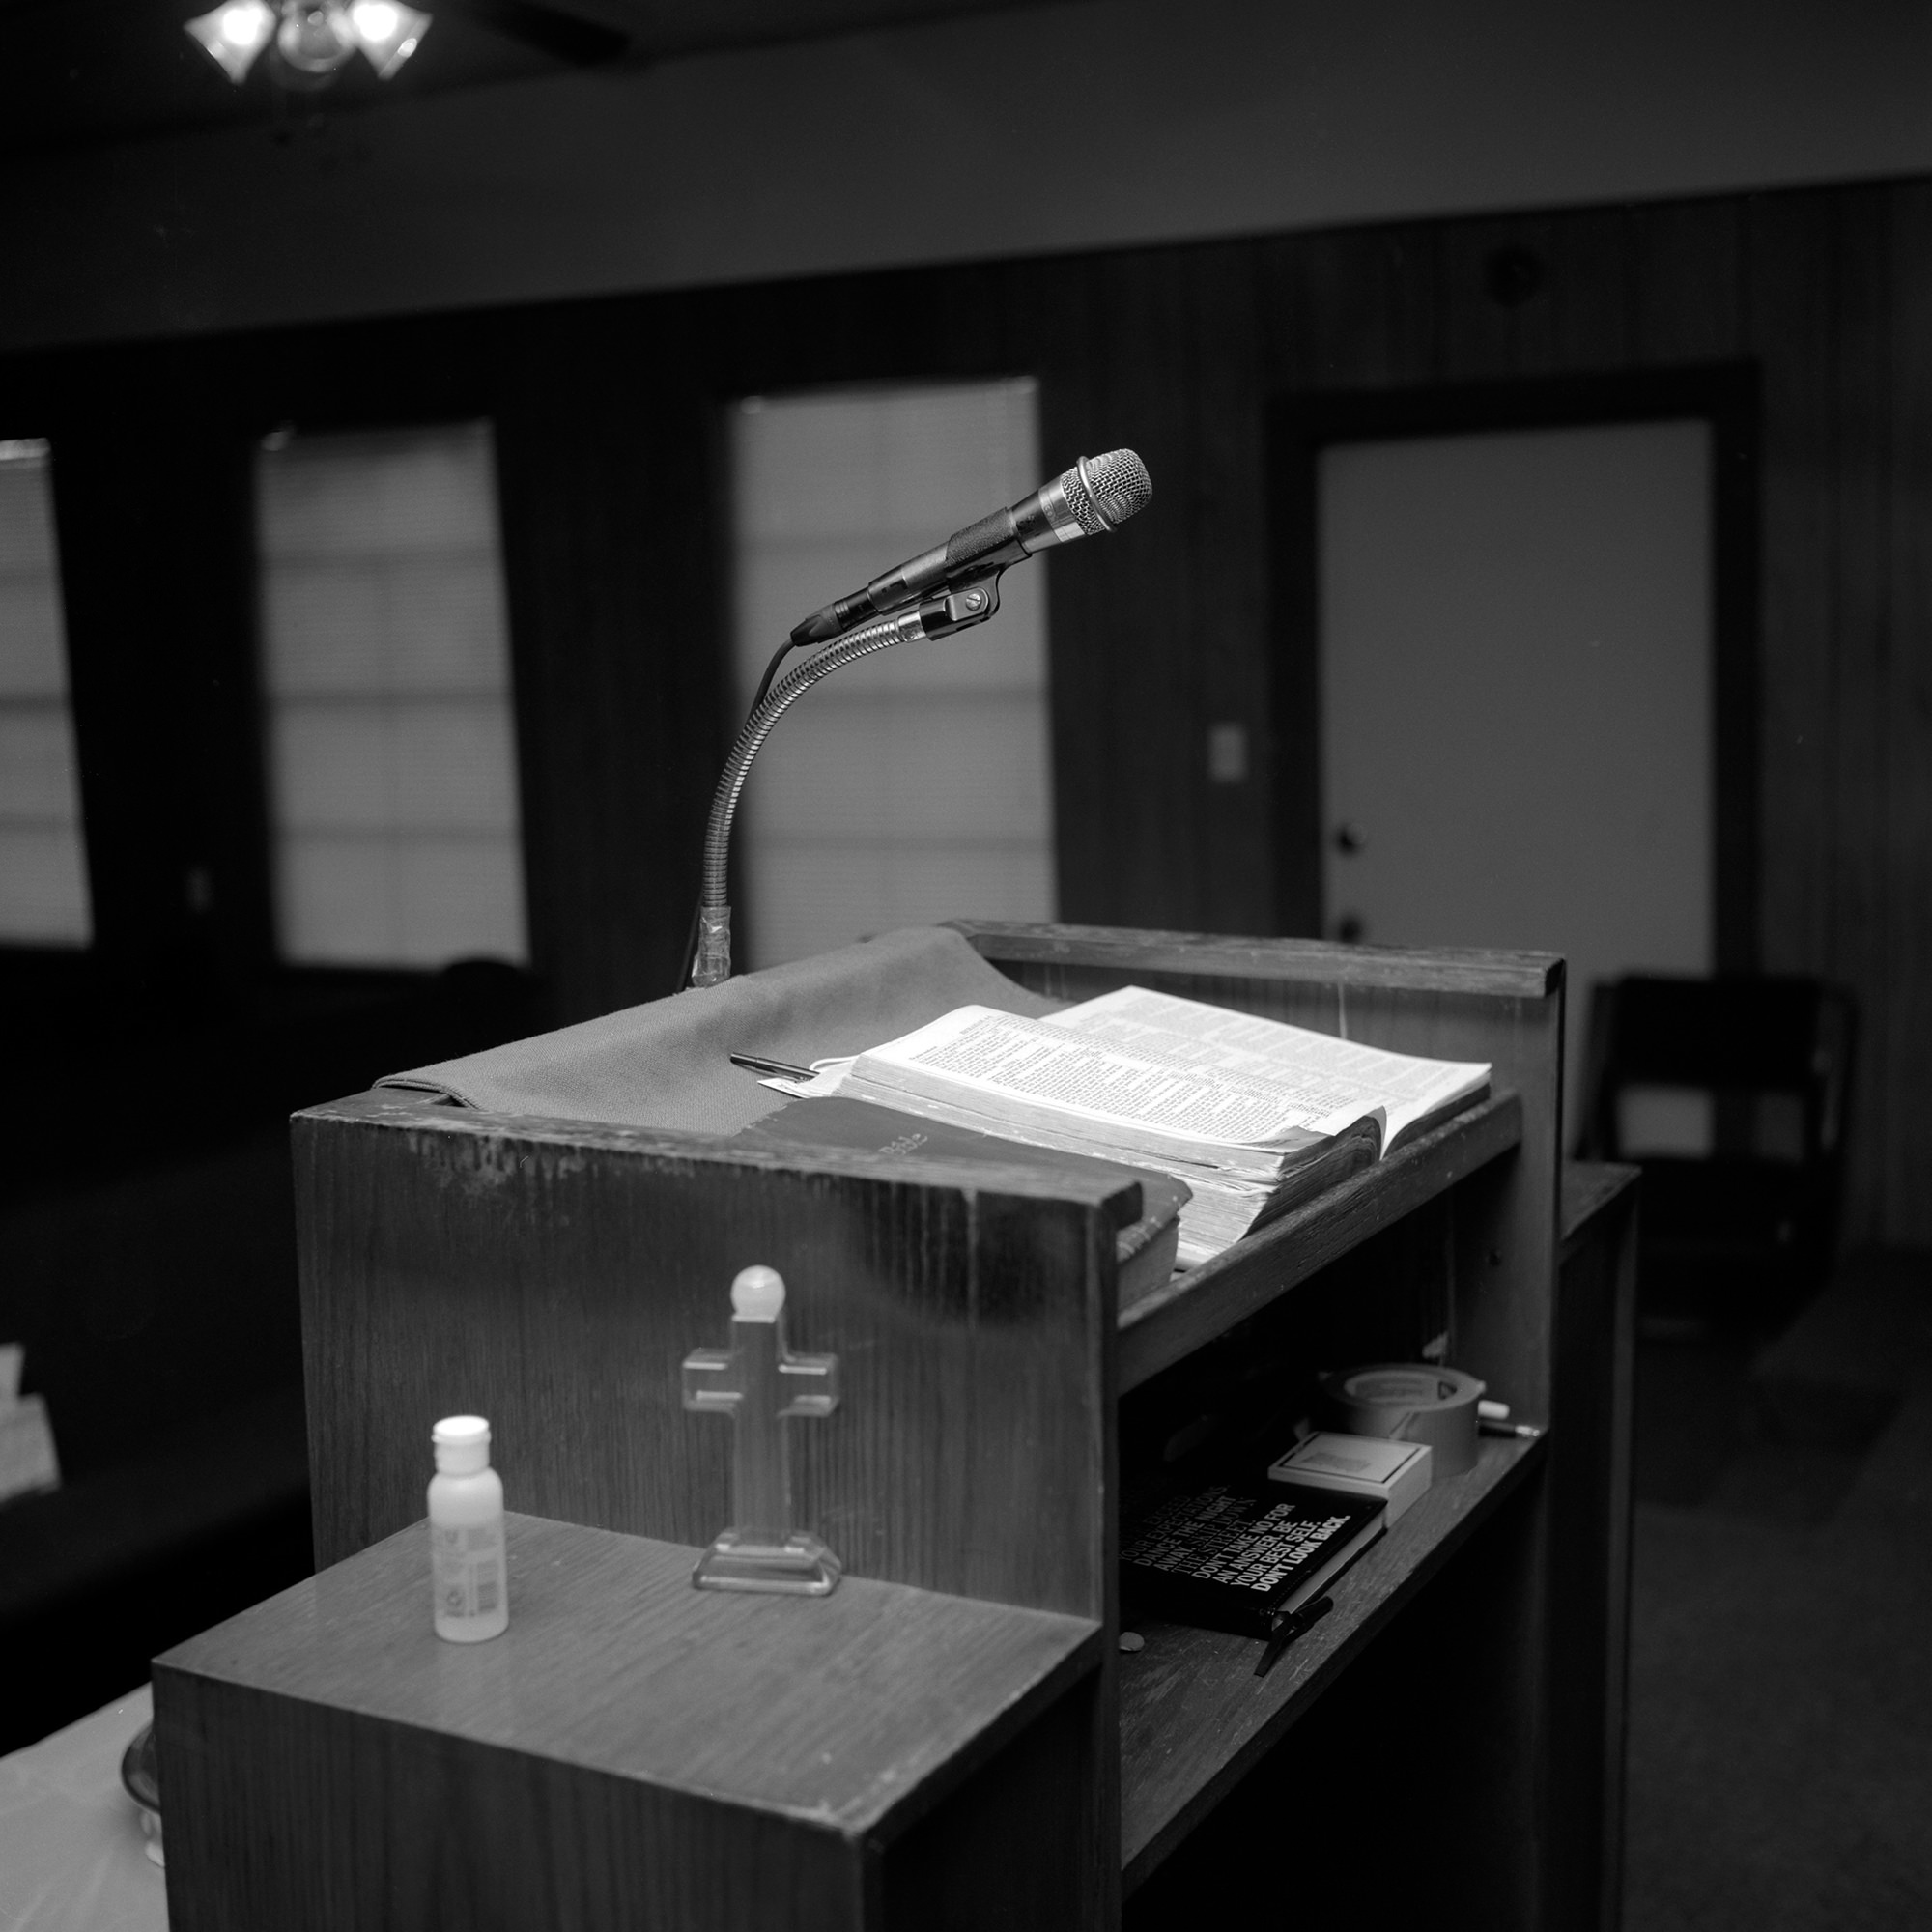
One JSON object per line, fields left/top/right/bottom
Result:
{"left": 1207, "top": 722, "right": 1249, "bottom": 784}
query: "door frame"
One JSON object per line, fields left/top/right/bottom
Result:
{"left": 1265, "top": 365, "right": 1761, "bottom": 969}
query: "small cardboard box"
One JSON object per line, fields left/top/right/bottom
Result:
{"left": 1266, "top": 1432, "right": 1433, "bottom": 1524}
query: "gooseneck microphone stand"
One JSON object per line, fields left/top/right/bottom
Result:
{"left": 680, "top": 446, "right": 1151, "bottom": 991}
{"left": 684, "top": 576, "right": 1004, "bottom": 990}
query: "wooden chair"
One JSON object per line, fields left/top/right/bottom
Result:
{"left": 1579, "top": 973, "right": 1854, "bottom": 1321}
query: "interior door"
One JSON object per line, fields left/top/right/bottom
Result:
{"left": 1318, "top": 419, "right": 1713, "bottom": 1147}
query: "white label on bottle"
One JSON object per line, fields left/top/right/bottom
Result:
{"left": 432, "top": 1520, "right": 504, "bottom": 1621}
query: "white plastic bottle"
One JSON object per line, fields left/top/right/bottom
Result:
{"left": 428, "top": 1414, "right": 508, "bottom": 1642}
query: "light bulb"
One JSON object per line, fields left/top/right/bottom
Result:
{"left": 222, "top": 4, "right": 270, "bottom": 46}
{"left": 183, "top": 0, "right": 276, "bottom": 81}
{"left": 348, "top": 0, "right": 431, "bottom": 77}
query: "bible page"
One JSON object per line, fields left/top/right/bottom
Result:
{"left": 1041, "top": 986, "right": 1488, "bottom": 1147}
{"left": 842, "top": 1006, "right": 1378, "bottom": 1168}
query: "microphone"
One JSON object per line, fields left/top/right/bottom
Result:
{"left": 787, "top": 448, "right": 1152, "bottom": 645}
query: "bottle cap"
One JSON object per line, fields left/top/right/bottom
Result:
{"left": 432, "top": 1414, "right": 491, "bottom": 1475}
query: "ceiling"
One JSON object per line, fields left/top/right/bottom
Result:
{"left": 0, "top": 0, "right": 1055, "bottom": 160}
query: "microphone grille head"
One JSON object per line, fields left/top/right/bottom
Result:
{"left": 1065, "top": 448, "right": 1151, "bottom": 535}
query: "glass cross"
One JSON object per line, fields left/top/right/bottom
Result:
{"left": 681, "top": 1265, "right": 841, "bottom": 1595}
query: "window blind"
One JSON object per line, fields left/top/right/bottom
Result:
{"left": 730, "top": 380, "right": 1056, "bottom": 971}
{"left": 257, "top": 422, "right": 527, "bottom": 968}
{"left": 0, "top": 440, "right": 91, "bottom": 946}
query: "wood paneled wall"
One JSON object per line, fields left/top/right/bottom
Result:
{"left": 3, "top": 177, "right": 1927, "bottom": 1241}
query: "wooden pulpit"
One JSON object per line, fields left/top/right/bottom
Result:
{"left": 151, "top": 923, "right": 1635, "bottom": 1932}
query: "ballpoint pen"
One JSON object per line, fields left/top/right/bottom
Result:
{"left": 728, "top": 1052, "right": 817, "bottom": 1081}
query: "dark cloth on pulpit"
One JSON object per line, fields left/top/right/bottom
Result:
{"left": 378, "top": 925, "right": 1063, "bottom": 1137}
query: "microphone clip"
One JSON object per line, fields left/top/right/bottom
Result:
{"left": 915, "top": 567, "right": 1006, "bottom": 639}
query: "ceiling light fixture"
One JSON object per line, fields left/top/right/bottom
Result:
{"left": 184, "top": 0, "right": 432, "bottom": 88}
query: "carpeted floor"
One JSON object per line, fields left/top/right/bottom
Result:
{"left": 1623, "top": 1252, "right": 1932, "bottom": 1930}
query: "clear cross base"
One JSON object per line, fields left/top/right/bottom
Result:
{"left": 691, "top": 1528, "right": 843, "bottom": 1596}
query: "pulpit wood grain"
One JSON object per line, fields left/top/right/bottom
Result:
{"left": 296, "top": 1094, "right": 1127, "bottom": 1623}
{"left": 155, "top": 1514, "right": 1103, "bottom": 1932}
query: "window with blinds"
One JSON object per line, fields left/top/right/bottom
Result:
{"left": 256, "top": 422, "right": 527, "bottom": 968}
{"left": 730, "top": 380, "right": 1057, "bottom": 971}
{"left": 0, "top": 440, "right": 91, "bottom": 947}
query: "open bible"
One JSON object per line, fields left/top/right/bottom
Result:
{"left": 771, "top": 986, "right": 1490, "bottom": 1265}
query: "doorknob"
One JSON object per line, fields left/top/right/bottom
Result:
{"left": 1333, "top": 822, "right": 1367, "bottom": 854}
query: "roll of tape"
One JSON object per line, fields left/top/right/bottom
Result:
{"left": 1320, "top": 1364, "right": 1488, "bottom": 1478}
